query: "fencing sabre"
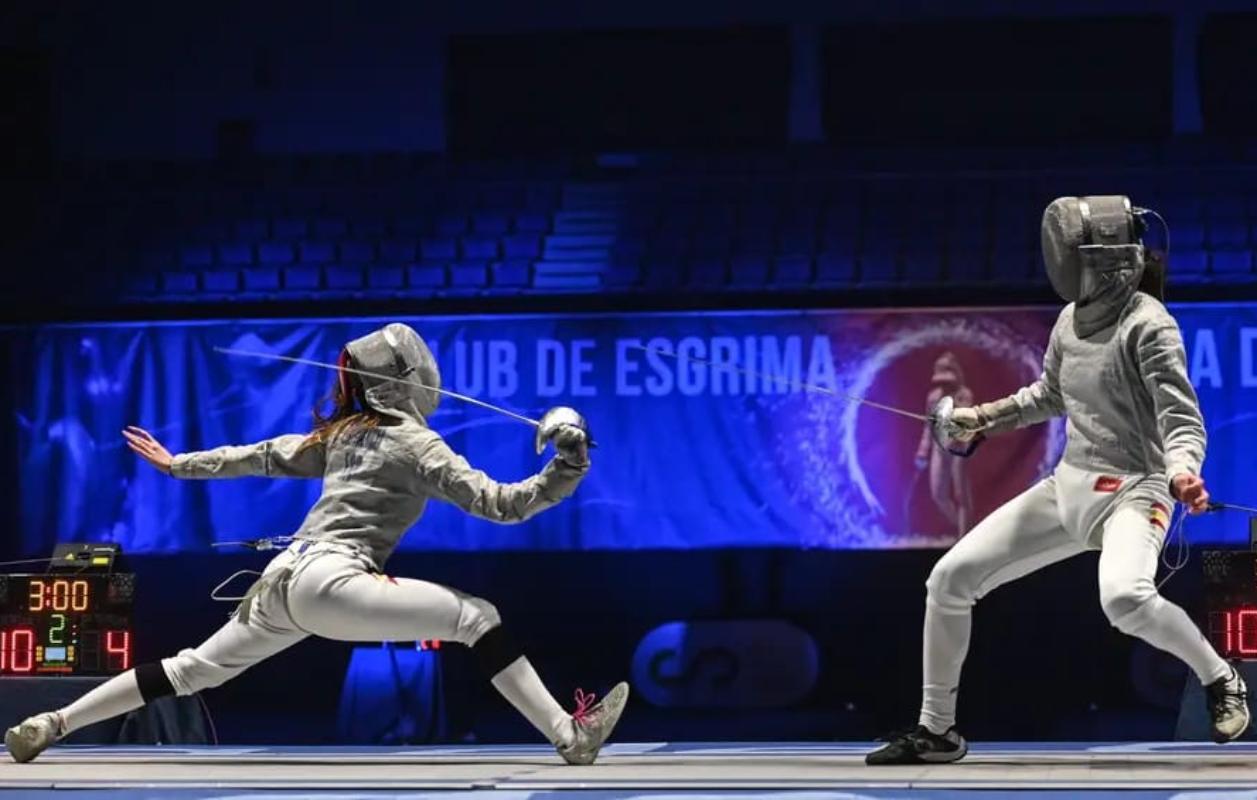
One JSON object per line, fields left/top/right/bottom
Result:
{"left": 214, "top": 346, "right": 588, "bottom": 454}
{"left": 210, "top": 536, "right": 295, "bottom": 551}
{"left": 629, "top": 344, "right": 982, "bottom": 456}
{"left": 1207, "top": 501, "right": 1257, "bottom": 514}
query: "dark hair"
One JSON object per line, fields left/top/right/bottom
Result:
{"left": 304, "top": 350, "right": 384, "bottom": 449}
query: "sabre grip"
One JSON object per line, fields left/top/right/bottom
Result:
{"left": 930, "top": 396, "right": 986, "bottom": 458}
{"left": 535, "top": 406, "right": 591, "bottom": 466}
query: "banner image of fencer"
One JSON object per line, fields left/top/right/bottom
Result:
{"left": 774, "top": 309, "right": 1062, "bottom": 548}
{"left": 9, "top": 304, "right": 1255, "bottom": 554}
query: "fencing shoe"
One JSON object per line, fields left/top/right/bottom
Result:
{"left": 557, "top": 683, "right": 629, "bottom": 765}
{"left": 866, "top": 724, "right": 968, "bottom": 765}
{"left": 6, "top": 712, "right": 62, "bottom": 764}
{"left": 1206, "top": 666, "right": 1251, "bottom": 743}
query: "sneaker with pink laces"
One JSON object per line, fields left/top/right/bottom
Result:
{"left": 557, "top": 682, "right": 629, "bottom": 765}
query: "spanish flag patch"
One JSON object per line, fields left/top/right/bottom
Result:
{"left": 1149, "top": 502, "right": 1170, "bottom": 531}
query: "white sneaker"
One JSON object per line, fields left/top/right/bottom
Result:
{"left": 1206, "top": 666, "right": 1251, "bottom": 743}
{"left": 5, "top": 712, "right": 62, "bottom": 763}
{"left": 557, "top": 683, "right": 629, "bottom": 766}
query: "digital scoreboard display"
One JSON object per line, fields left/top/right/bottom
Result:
{"left": 1203, "top": 550, "right": 1257, "bottom": 660}
{"left": 0, "top": 574, "right": 134, "bottom": 675}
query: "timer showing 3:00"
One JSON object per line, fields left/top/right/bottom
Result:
{"left": 28, "top": 578, "right": 92, "bottom": 612}
{"left": 0, "top": 574, "right": 135, "bottom": 676}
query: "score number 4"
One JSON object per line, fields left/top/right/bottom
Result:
{"left": 28, "top": 579, "right": 90, "bottom": 612}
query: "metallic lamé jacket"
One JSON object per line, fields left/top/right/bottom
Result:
{"left": 1001, "top": 292, "right": 1206, "bottom": 481}
{"left": 171, "top": 323, "right": 586, "bottom": 566}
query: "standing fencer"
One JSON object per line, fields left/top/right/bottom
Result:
{"left": 6, "top": 323, "right": 628, "bottom": 764}
{"left": 914, "top": 352, "right": 974, "bottom": 540}
{"left": 868, "top": 196, "right": 1250, "bottom": 765}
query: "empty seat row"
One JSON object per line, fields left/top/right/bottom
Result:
{"left": 129, "top": 261, "right": 543, "bottom": 298}
{"left": 49, "top": 158, "right": 1257, "bottom": 306}
{"left": 120, "top": 245, "right": 1255, "bottom": 302}
{"left": 178, "top": 234, "right": 552, "bottom": 267}
{"left": 175, "top": 226, "right": 1043, "bottom": 270}
{"left": 164, "top": 211, "right": 555, "bottom": 244}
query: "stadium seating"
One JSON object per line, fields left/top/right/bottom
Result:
{"left": 32, "top": 151, "right": 1257, "bottom": 305}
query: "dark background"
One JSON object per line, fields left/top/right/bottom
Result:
{"left": 3, "top": 0, "right": 1257, "bottom": 744}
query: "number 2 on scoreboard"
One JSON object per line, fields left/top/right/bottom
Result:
{"left": 49, "top": 614, "right": 66, "bottom": 645}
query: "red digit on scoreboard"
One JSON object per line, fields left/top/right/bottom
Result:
{"left": 1240, "top": 609, "right": 1257, "bottom": 656}
{"left": 105, "top": 630, "right": 131, "bottom": 671}
{"left": 10, "top": 628, "right": 34, "bottom": 673}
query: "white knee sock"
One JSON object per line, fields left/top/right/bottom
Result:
{"left": 57, "top": 669, "right": 146, "bottom": 735}
{"left": 490, "top": 657, "right": 573, "bottom": 747}
{"left": 919, "top": 597, "right": 971, "bottom": 734}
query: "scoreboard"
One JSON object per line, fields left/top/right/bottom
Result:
{"left": 0, "top": 574, "right": 134, "bottom": 675}
{"left": 1202, "top": 550, "right": 1257, "bottom": 661}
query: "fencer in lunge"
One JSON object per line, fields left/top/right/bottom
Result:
{"left": 5, "top": 322, "right": 628, "bottom": 764}
{"left": 868, "top": 196, "right": 1250, "bottom": 765}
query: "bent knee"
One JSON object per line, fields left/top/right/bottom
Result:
{"left": 925, "top": 559, "right": 980, "bottom": 610}
{"left": 162, "top": 650, "right": 240, "bottom": 696}
{"left": 456, "top": 595, "right": 502, "bottom": 645}
{"left": 1099, "top": 581, "right": 1158, "bottom": 630}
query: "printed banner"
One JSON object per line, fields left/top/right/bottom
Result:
{"left": 7, "top": 303, "right": 1255, "bottom": 553}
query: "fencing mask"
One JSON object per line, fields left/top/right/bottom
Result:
{"left": 1041, "top": 195, "right": 1149, "bottom": 338}
{"left": 343, "top": 323, "right": 442, "bottom": 422}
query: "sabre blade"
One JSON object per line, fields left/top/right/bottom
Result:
{"left": 214, "top": 346, "right": 540, "bottom": 427}
{"left": 629, "top": 344, "right": 931, "bottom": 422}
{"left": 1211, "top": 501, "right": 1257, "bottom": 515}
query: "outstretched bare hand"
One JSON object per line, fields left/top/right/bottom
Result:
{"left": 123, "top": 426, "right": 175, "bottom": 475}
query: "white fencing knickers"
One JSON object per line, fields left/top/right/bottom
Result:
{"left": 919, "top": 461, "right": 1231, "bottom": 734}
{"left": 161, "top": 540, "right": 501, "bottom": 695}
{"left": 55, "top": 540, "right": 574, "bottom": 745}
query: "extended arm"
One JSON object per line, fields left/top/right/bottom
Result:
{"left": 948, "top": 320, "right": 1066, "bottom": 439}
{"left": 169, "top": 433, "right": 326, "bottom": 479}
{"left": 414, "top": 429, "right": 588, "bottom": 524}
